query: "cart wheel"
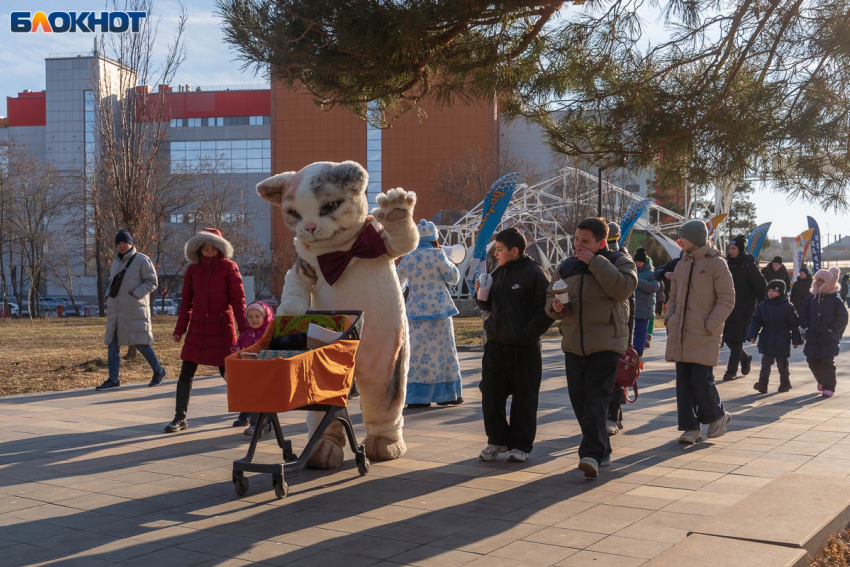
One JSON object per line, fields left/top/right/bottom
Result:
{"left": 356, "top": 453, "right": 371, "bottom": 476}
{"left": 233, "top": 474, "right": 249, "bottom": 496}
{"left": 272, "top": 474, "right": 288, "bottom": 500}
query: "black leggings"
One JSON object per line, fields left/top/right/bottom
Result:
{"left": 178, "top": 360, "right": 225, "bottom": 386}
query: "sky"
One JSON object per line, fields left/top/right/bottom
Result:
{"left": 0, "top": 2, "right": 847, "bottom": 239}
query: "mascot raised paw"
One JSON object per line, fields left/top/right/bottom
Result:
{"left": 257, "top": 161, "right": 418, "bottom": 468}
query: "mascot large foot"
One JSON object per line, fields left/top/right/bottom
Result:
{"left": 306, "top": 421, "right": 345, "bottom": 469}
{"left": 364, "top": 435, "right": 407, "bottom": 461}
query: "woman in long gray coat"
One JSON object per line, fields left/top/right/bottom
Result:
{"left": 96, "top": 230, "right": 168, "bottom": 391}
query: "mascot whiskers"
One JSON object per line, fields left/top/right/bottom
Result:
{"left": 257, "top": 161, "right": 418, "bottom": 468}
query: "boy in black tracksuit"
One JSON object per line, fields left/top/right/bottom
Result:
{"left": 475, "top": 228, "right": 552, "bottom": 463}
{"left": 746, "top": 280, "right": 802, "bottom": 393}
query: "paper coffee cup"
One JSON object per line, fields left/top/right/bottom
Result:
{"left": 477, "top": 273, "right": 493, "bottom": 301}
{"left": 552, "top": 280, "right": 569, "bottom": 303}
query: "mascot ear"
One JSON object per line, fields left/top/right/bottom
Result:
{"left": 257, "top": 172, "right": 297, "bottom": 206}
{"left": 331, "top": 161, "right": 368, "bottom": 194}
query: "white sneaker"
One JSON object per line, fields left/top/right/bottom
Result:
{"left": 479, "top": 444, "right": 507, "bottom": 461}
{"left": 578, "top": 457, "right": 599, "bottom": 478}
{"left": 678, "top": 429, "right": 702, "bottom": 444}
{"left": 606, "top": 420, "right": 619, "bottom": 436}
{"left": 507, "top": 449, "right": 528, "bottom": 462}
{"left": 707, "top": 411, "right": 732, "bottom": 439}
{"left": 600, "top": 455, "right": 611, "bottom": 467}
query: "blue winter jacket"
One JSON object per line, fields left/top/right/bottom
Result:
{"left": 746, "top": 296, "right": 802, "bottom": 357}
{"left": 635, "top": 259, "right": 661, "bottom": 320}
{"left": 799, "top": 293, "right": 848, "bottom": 358}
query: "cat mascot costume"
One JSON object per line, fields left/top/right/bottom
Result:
{"left": 257, "top": 161, "right": 418, "bottom": 469}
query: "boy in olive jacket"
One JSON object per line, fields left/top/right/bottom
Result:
{"left": 546, "top": 218, "right": 637, "bottom": 478}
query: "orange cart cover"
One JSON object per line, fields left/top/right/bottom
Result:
{"left": 225, "top": 318, "right": 359, "bottom": 413}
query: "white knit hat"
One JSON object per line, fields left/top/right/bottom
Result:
{"left": 417, "top": 219, "right": 438, "bottom": 242}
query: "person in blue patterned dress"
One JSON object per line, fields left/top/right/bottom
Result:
{"left": 397, "top": 220, "right": 464, "bottom": 408}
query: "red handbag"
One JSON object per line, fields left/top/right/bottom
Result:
{"left": 616, "top": 345, "right": 642, "bottom": 403}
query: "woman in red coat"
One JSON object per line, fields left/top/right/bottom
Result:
{"left": 165, "top": 228, "right": 248, "bottom": 433}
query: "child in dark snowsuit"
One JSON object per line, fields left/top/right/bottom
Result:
{"left": 747, "top": 280, "right": 802, "bottom": 394}
{"left": 799, "top": 267, "right": 849, "bottom": 397}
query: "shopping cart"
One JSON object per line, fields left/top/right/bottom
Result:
{"left": 224, "top": 310, "right": 369, "bottom": 499}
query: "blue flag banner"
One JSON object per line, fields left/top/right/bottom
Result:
{"left": 807, "top": 216, "right": 822, "bottom": 272}
{"left": 619, "top": 199, "right": 652, "bottom": 249}
{"left": 747, "top": 222, "right": 771, "bottom": 261}
{"left": 468, "top": 172, "right": 519, "bottom": 290}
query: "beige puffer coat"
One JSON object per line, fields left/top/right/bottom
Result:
{"left": 104, "top": 248, "right": 158, "bottom": 346}
{"left": 664, "top": 243, "right": 735, "bottom": 366}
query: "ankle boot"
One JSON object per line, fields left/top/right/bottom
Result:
{"left": 778, "top": 377, "right": 792, "bottom": 393}
{"left": 165, "top": 381, "right": 191, "bottom": 433}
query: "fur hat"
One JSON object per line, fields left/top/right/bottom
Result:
{"left": 115, "top": 229, "right": 133, "bottom": 247}
{"left": 813, "top": 267, "right": 841, "bottom": 295}
{"left": 772, "top": 256, "right": 783, "bottom": 265}
{"left": 417, "top": 219, "right": 438, "bottom": 243}
{"left": 767, "top": 279, "right": 787, "bottom": 295}
{"left": 607, "top": 222, "right": 620, "bottom": 243}
{"left": 633, "top": 248, "right": 648, "bottom": 263}
{"left": 184, "top": 228, "right": 234, "bottom": 263}
{"left": 678, "top": 220, "right": 708, "bottom": 247}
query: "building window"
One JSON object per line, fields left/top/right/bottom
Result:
{"left": 625, "top": 184, "right": 640, "bottom": 193}
{"left": 167, "top": 116, "right": 268, "bottom": 127}
{"left": 365, "top": 104, "right": 381, "bottom": 209}
{"left": 170, "top": 139, "right": 270, "bottom": 174}
{"left": 84, "top": 90, "right": 97, "bottom": 275}
{"left": 170, "top": 118, "right": 182, "bottom": 127}
{"left": 170, "top": 214, "right": 184, "bottom": 224}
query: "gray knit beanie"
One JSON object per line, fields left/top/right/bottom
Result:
{"left": 678, "top": 220, "right": 708, "bottom": 247}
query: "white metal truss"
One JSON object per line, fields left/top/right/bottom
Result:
{"left": 438, "top": 166, "right": 687, "bottom": 298}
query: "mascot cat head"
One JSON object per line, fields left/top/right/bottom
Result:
{"left": 257, "top": 161, "right": 368, "bottom": 251}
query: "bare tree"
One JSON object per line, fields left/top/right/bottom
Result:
{"left": 4, "top": 145, "right": 70, "bottom": 318}
{"left": 88, "top": 0, "right": 187, "bottom": 315}
{"left": 0, "top": 142, "right": 13, "bottom": 317}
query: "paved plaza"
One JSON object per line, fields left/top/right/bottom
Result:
{"left": 1, "top": 331, "right": 849, "bottom": 566}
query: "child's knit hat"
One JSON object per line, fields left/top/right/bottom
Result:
{"left": 813, "top": 267, "right": 841, "bottom": 295}
{"left": 767, "top": 279, "right": 787, "bottom": 296}
{"left": 245, "top": 301, "right": 274, "bottom": 328}
{"left": 417, "top": 219, "right": 438, "bottom": 243}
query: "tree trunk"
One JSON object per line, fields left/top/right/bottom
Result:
{"left": 96, "top": 238, "right": 105, "bottom": 317}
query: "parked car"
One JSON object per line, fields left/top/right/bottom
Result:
{"left": 171, "top": 297, "right": 182, "bottom": 315}
{"left": 152, "top": 298, "right": 176, "bottom": 315}
{"left": 2, "top": 301, "right": 19, "bottom": 318}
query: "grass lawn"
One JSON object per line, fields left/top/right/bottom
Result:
{"left": 0, "top": 314, "right": 662, "bottom": 396}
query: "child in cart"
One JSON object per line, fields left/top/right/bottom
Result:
{"left": 233, "top": 301, "right": 275, "bottom": 436}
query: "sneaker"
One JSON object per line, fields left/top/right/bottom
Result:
{"left": 707, "top": 411, "right": 732, "bottom": 438}
{"left": 823, "top": 390, "right": 834, "bottom": 398}
{"left": 507, "top": 449, "right": 528, "bottom": 463}
{"left": 479, "top": 444, "right": 507, "bottom": 461}
{"left": 678, "top": 429, "right": 702, "bottom": 444}
{"left": 95, "top": 379, "right": 120, "bottom": 391}
{"left": 617, "top": 421, "right": 625, "bottom": 431}
{"left": 244, "top": 420, "right": 273, "bottom": 437}
{"left": 232, "top": 413, "right": 250, "bottom": 427}
{"left": 741, "top": 353, "right": 752, "bottom": 376}
{"left": 722, "top": 373, "right": 737, "bottom": 382}
{"left": 164, "top": 418, "right": 188, "bottom": 433}
{"left": 243, "top": 425, "right": 255, "bottom": 437}
{"left": 600, "top": 455, "right": 611, "bottom": 467}
{"left": 606, "top": 420, "right": 619, "bottom": 436}
{"left": 407, "top": 403, "right": 431, "bottom": 409}
{"left": 578, "top": 457, "right": 599, "bottom": 478}
{"left": 753, "top": 381, "right": 767, "bottom": 394}
{"left": 778, "top": 383, "right": 791, "bottom": 393}
{"left": 817, "top": 383, "right": 823, "bottom": 392}
{"left": 148, "top": 369, "right": 167, "bottom": 387}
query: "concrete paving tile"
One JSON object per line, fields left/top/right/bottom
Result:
{"left": 554, "top": 549, "right": 647, "bottom": 566}
{"left": 0, "top": 521, "right": 74, "bottom": 543}
{"left": 328, "top": 534, "right": 420, "bottom": 560}
{"left": 642, "top": 533, "right": 807, "bottom": 567}
{"left": 387, "top": 544, "right": 480, "bottom": 566}
{"left": 285, "top": 550, "right": 382, "bottom": 567}
{"left": 522, "top": 526, "right": 607, "bottom": 548}
{"left": 428, "top": 519, "right": 543, "bottom": 553}
{"left": 118, "top": 545, "right": 218, "bottom": 567}
{"left": 588, "top": 534, "right": 674, "bottom": 559}
{"left": 0, "top": 542, "right": 65, "bottom": 567}
{"left": 488, "top": 539, "right": 579, "bottom": 564}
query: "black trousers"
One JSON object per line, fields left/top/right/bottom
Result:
{"left": 479, "top": 342, "right": 542, "bottom": 453}
{"left": 725, "top": 341, "right": 751, "bottom": 376}
{"left": 564, "top": 351, "right": 620, "bottom": 464}
{"left": 676, "top": 362, "right": 725, "bottom": 431}
{"left": 758, "top": 355, "right": 790, "bottom": 385}
{"left": 176, "top": 361, "right": 228, "bottom": 418}
{"left": 807, "top": 356, "right": 837, "bottom": 392}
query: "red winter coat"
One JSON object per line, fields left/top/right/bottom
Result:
{"left": 174, "top": 253, "right": 248, "bottom": 367}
